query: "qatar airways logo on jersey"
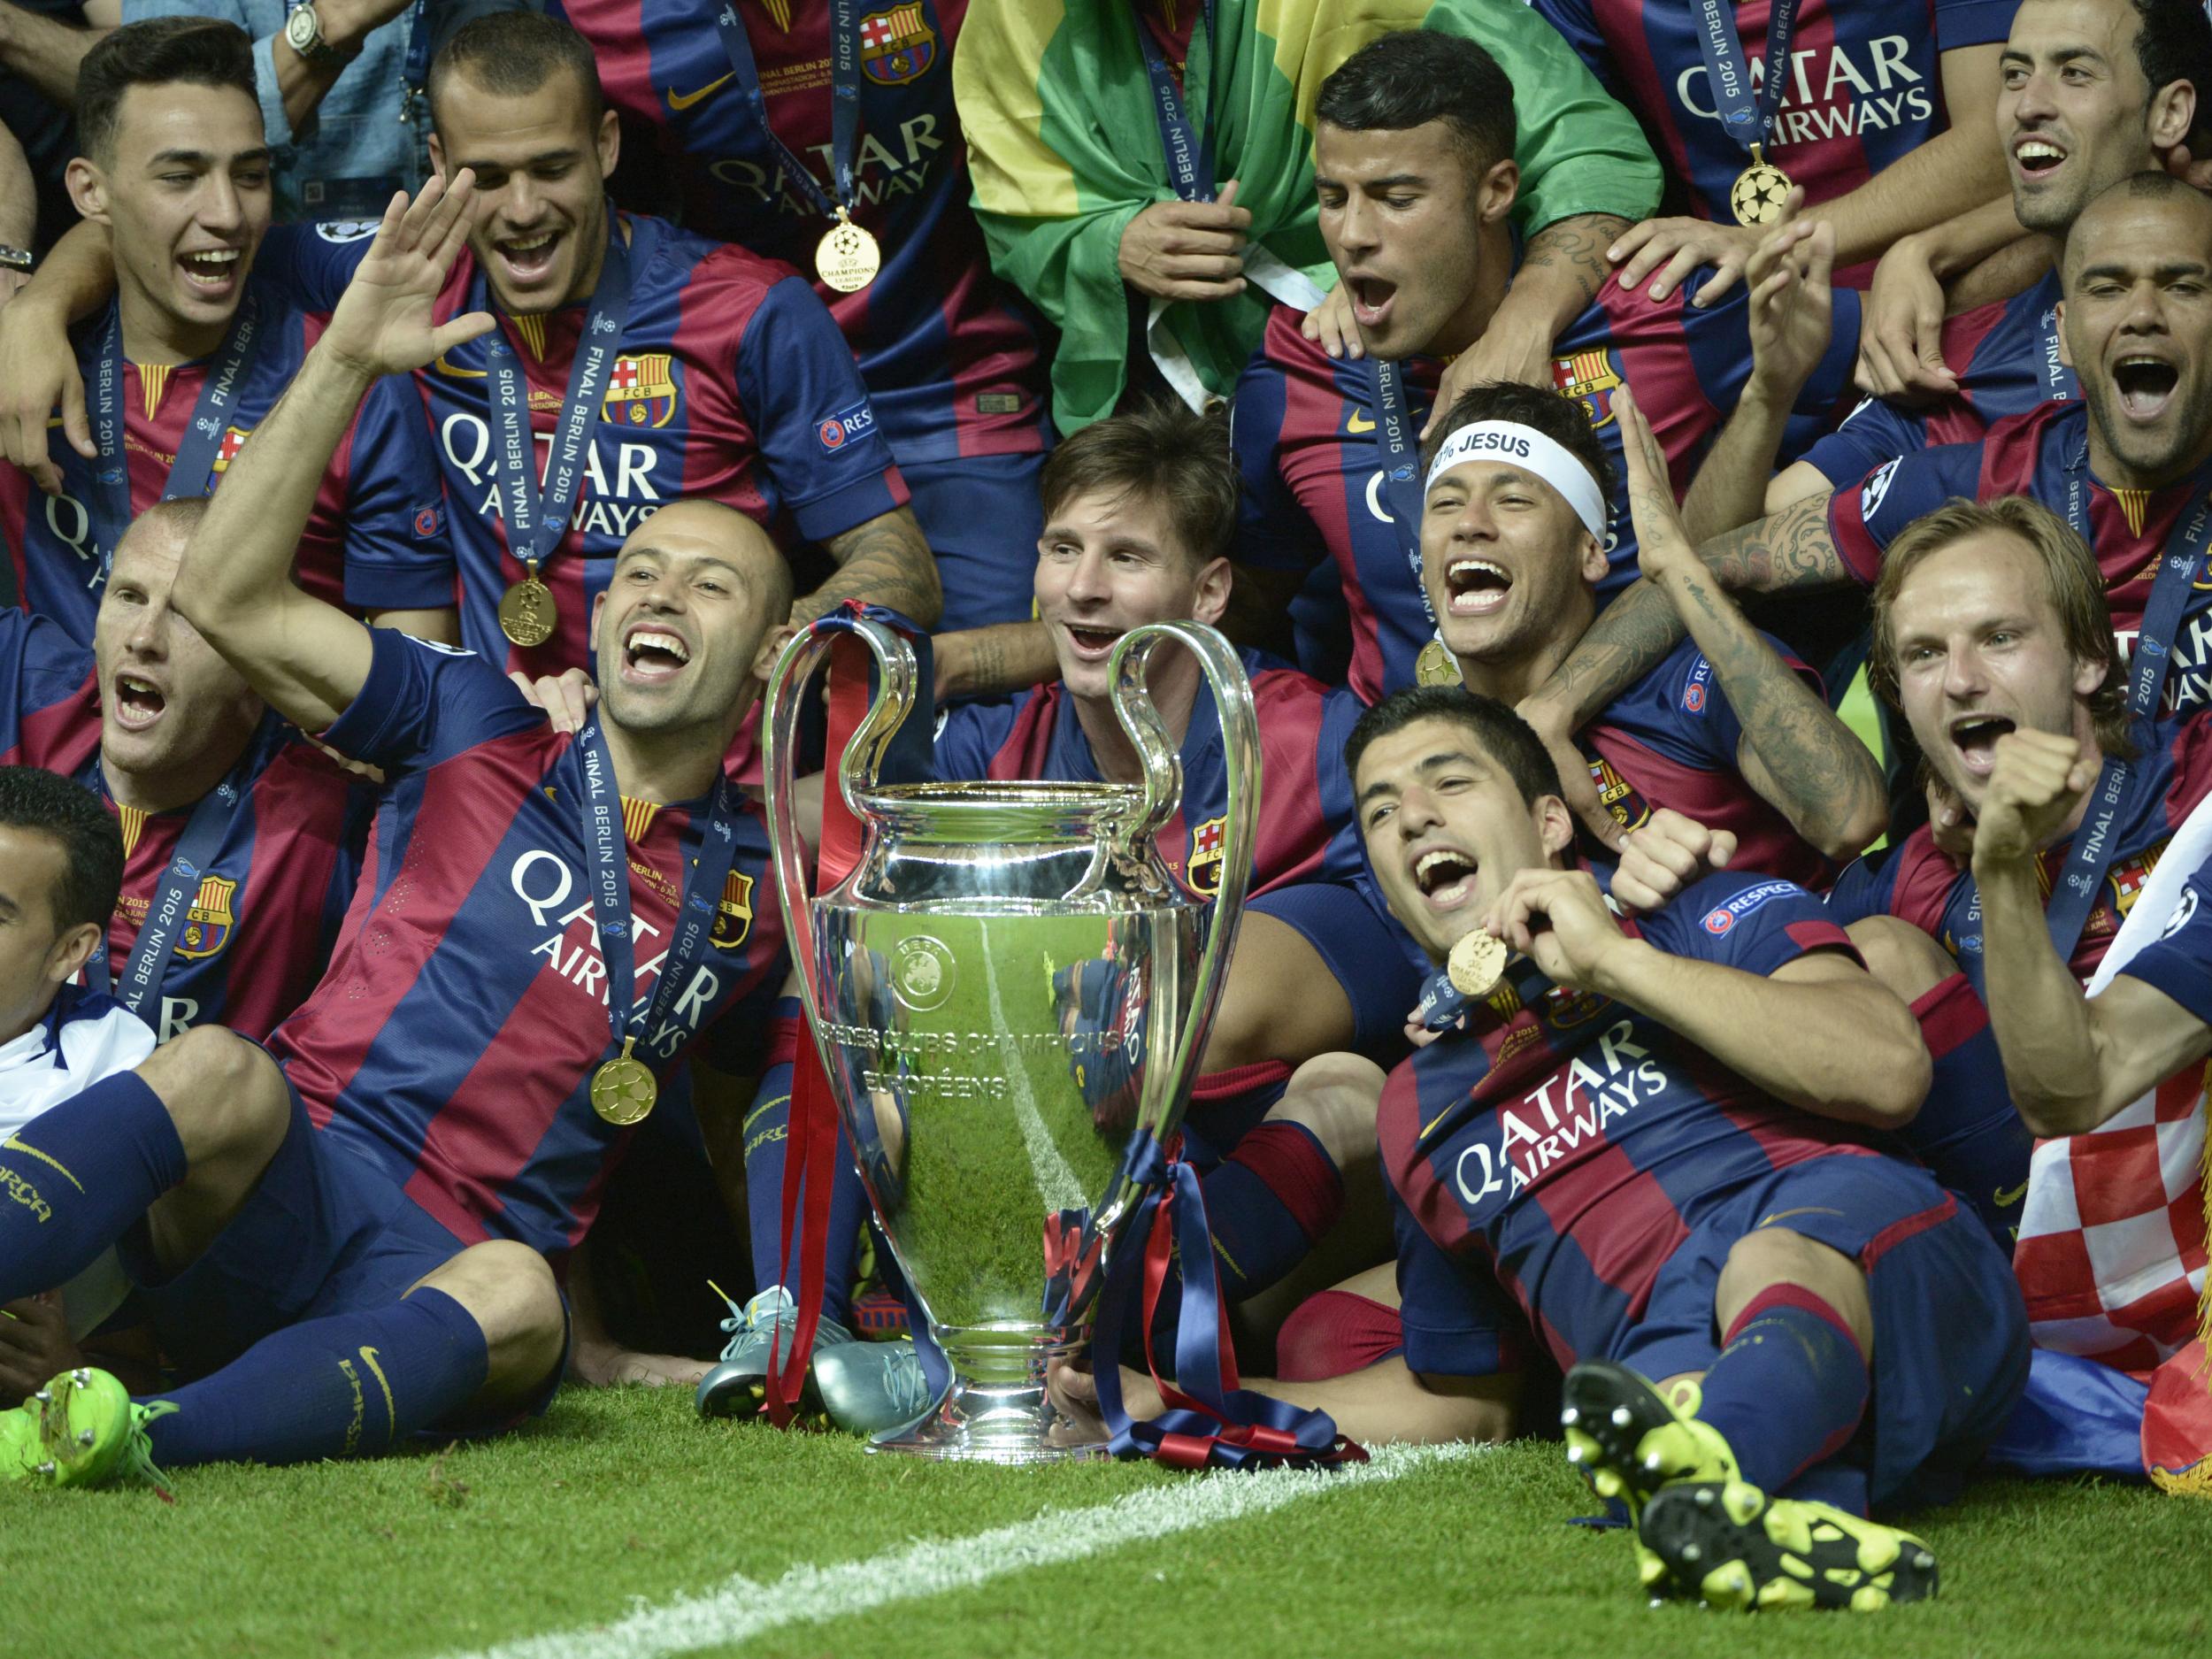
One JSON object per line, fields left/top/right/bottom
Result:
{"left": 709, "top": 113, "right": 946, "bottom": 212}
{"left": 2116, "top": 604, "right": 2212, "bottom": 717}
{"left": 1675, "top": 38, "right": 1933, "bottom": 147}
{"left": 34, "top": 489, "right": 114, "bottom": 591}
{"left": 508, "top": 848, "right": 726, "bottom": 1060}
{"left": 439, "top": 419, "right": 666, "bottom": 542}
{"left": 1451, "top": 1019, "right": 1670, "bottom": 1216}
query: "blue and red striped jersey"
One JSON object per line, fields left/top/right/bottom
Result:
{"left": 0, "top": 611, "right": 372, "bottom": 1043}
{"left": 1232, "top": 272, "right": 1861, "bottom": 700}
{"left": 0, "top": 283, "right": 449, "bottom": 642}
{"left": 273, "top": 628, "right": 787, "bottom": 1257}
{"left": 1380, "top": 868, "right": 1873, "bottom": 1376}
{"left": 1828, "top": 711, "right": 2212, "bottom": 990}
{"left": 1828, "top": 400, "right": 2212, "bottom": 717}
{"left": 931, "top": 650, "right": 1365, "bottom": 900}
{"left": 1806, "top": 269, "right": 2070, "bottom": 485}
{"left": 255, "top": 211, "right": 909, "bottom": 678}
{"left": 544, "top": 0, "right": 1048, "bottom": 466}
{"left": 1586, "top": 634, "right": 1835, "bottom": 887}
{"left": 1529, "top": 0, "right": 2016, "bottom": 276}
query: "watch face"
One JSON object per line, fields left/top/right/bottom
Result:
{"left": 285, "top": 6, "right": 319, "bottom": 50}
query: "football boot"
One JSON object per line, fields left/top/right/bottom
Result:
{"left": 1640, "top": 1480, "right": 1939, "bottom": 1611}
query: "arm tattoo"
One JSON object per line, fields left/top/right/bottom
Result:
{"left": 804, "top": 510, "right": 943, "bottom": 627}
{"left": 1698, "top": 491, "right": 1846, "bottom": 595}
{"left": 1546, "top": 577, "right": 1687, "bottom": 728}
{"left": 1519, "top": 214, "right": 1631, "bottom": 309}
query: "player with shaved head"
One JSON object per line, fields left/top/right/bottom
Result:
{"left": 0, "top": 173, "right": 811, "bottom": 1486}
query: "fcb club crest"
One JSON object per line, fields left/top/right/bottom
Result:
{"left": 710, "top": 871, "right": 756, "bottom": 951}
{"left": 1586, "top": 755, "right": 1652, "bottom": 834}
{"left": 211, "top": 426, "right": 251, "bottom": 473}
{"left": 1187, "top": 815, "right": 1227, "bottom": 896}
{"left": 602, "top": 354, "right": 678, "bottom": 428}
{"left": 1553, "top": 349, "right": 1621, "bottom": 430}
{"left": 2109, "top": 841, "right": 2166, "bottom": 918}
{"left": 174, "top": 875, "right": 236, "bottom": 961}
{"left": 858, "top": 4, "right": 936, "bottom": 84}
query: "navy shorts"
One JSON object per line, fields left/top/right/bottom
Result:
{"left": 127, "top": 1081, "right": 566, "bottom": 1421}
{"left": 1615, "top": 1153, "right": 2029, "bottom": 1507}
{"left": 900, "top": 450, "right": 1048, "bottom": 631}
{"left": 1248, "top": 878, "right": 1425, "bottom": 1050}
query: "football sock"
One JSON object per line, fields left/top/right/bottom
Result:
{"left": 1694, "top": 1283, "right": 1870, "bottom": 1494}
{"left": 741, "top": 1015, "right": 866, "bottom": 1328}
{"left": 142, "top": 1288, "right": 488, "bottom": 1468}
{"left": 1276, "top": 1289, "right": 1404, "bottom": 1381}
{"left": 1198, "top": 1121, "right": 1344, "bottom": 1301}
{"left": 0, "top": 1072, "right": 187, "bottom": 1303}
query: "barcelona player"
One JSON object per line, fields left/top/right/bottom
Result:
{"left": 0, "top": 171, "right": 825, "bottom": 1483}
{"left": 1231, "top": 31, "right": 1861, "bottom": 699}
{"left": 546, "top": 0, "right": 1056, "bottom": 634}
{"left": 1775, "top": 0, "right": 2212, "bottom": 510}
{"left": 1417, "top": 378, "right": 1885, "bottom": 886}
{"left": 0, "top": 19, "right": 453, "bottom": 643}
{"left": 0, "top": 498, "right": 372, "bottom": 1044}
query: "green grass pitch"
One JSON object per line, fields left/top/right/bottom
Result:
{"left": 9, "top": 1386, "right": 2209, "bottom": 1659}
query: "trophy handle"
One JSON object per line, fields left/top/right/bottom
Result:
{"left": 1106, "top": 620, "right": 1261, "bottom": 1113}
{"left": 760, "top": 613, "right": 920, "bottom": 1023}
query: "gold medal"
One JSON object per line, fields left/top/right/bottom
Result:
{"left": 1447, "top": 928, "right": 1508, "bottom": 998}
{"left": 815, "top": 208, "right": 882, "bottom": 294}
{"left": 591, "top": 1037, "right": 658, "bottom": 1125}
{"left": 1416, "top": 640, "right": 1463, "bottom": 687}
{"left": 1729, "top": 143, "right": 1793, "bottom": 227}
{"left": 498, "top": 561, "right": 557, "bottom": 649}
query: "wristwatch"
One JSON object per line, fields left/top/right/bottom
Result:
{"left": 0, "top": 247, "right": 32, "bottom": 275}
{"left": 283, "top": 3, "right": 358, "bottom": 69}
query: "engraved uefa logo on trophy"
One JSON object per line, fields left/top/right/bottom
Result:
{"left": 763, "top": 616, "right": 1258, "bottom": 1463}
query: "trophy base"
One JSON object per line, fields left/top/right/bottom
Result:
{"left": 867, "top": 1358, "right": 1109, "bottom": 1466}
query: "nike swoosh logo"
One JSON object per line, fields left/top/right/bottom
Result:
{"left": 667, "top": 72, "right": 735, "bottom": 111}
{"left": 433, "top": 349, "right": 487, "bottom": 380}
{"left": 1994, "top": 1180, "right": 2029, "bottom": 1209}
{"left": 1347, "top": 410, "right": 1376, "bottom": 434}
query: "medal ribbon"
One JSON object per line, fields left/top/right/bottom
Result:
{"left": 709, "top": 0, "right": 864, "bottom": 220}
{"left": 1089, "top": 1128, "right": 1366, "bottom": 1469}
{"left": 1370, "top": 357, "right": 1438, "bottom": 628}
{"left": 2044, "top": 436, "right": 2212, "bottom": 956}
{"left": 480, "top": 219, "right": 647, "bottom": 574}
{"left": 1133, "top": 0, "right": 1216, "bottom": 203}
{"left": 81, "top": 759, "right": 250, "bottom": 1027}
{"left": 572, "top": 718, "right": 743, "bottom": 1073}
{"left": 88, "top": 293, "right": 269, "bottom": 563}
{"left": 1691, "top": 0, "right": 1802, "bottom": 158}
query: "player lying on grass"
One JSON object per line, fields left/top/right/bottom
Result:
{"left": 1057, "top": 681, "right": 2030, "bottom": 1610}
{"left": 0, "top": 169, "right": 872, "bottom": 1486}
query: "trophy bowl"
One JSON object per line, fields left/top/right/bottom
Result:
{"left": 764, "top": 618, "right": 1258, "bottom": 1463}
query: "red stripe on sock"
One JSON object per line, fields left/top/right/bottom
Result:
{"left": 1277, "top": 1291, "right": 1403, "bottom": 1382}
{"left": 1909, "top": 972, "right": 1988, "bottom": 1059}
{"left": 1191, "top": 1059, "right": 1294, "bottom": 1105}
{"left": 1224, "top": 1120, "right": 1343, "bottom": 1243}
{"left": 1723, "top": 1281, "right": 1865, "bottom": 1362}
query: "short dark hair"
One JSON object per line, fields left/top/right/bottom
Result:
{"left": 2131, "top": 0, "right": 2212, "bottom": 155}
{"left": 1345, "top": 685, "right": 1563, "bottom": 809}
{"left": 2065, "top": 168, "right": 2212, "bottom": 276}
{"left": 0, "top": 767, "right": 123, "bottom": 937}
{"left": 1418, "top": 380, "right": 1618, "bottom": 509}
{"left": 1038, "top": 400, "right": 1239, "bottom": 565}
{"left": 1315, "top": 30, "right": 1517, "bottom": 179}
{"left": 429, "top": 12, "right": 604, "bottom": 132}
{"left": 75, "top": 18, "right": 257, "bottom": 165}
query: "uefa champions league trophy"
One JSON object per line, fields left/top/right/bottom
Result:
{"left": 762, "top": 616, "right": 1258, "bottom": 1463}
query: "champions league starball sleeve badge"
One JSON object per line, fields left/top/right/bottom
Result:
{"left": 763, "top": 614, "right": 1259, "bottom": 1462}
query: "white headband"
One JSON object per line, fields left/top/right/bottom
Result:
{"left": 1424, "top": 421, "right": 1609, "bottom": 540}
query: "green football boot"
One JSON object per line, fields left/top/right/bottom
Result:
{"left": 2, "top": 1366, "right": 172, "bottom": 1490}
{"left": 1560, "top": 1359, "right": 1741, "bottom": 1596}
{"left": 694, "top": 1286, "right": 851, "bottom": 1426}
{"left": 1640, "top": 1480, "right": 1939, "bottom": 1611}
{"left": 810, "top": 1339, "right": 943, "bottom": 1438}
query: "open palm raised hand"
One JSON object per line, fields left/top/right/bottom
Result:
{"left": 321, "top": 170, "right": 495, "bottom": 380}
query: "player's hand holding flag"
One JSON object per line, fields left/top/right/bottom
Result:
{"left": 319, "top": 172, "right": 495, "bottom": 383}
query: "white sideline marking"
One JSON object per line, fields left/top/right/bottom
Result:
{"left": 440, "top": 1440, "right": 1486, "bottom": 1659}
{"left": 979, "top": 923, "right": 1089, "bottom": 1212}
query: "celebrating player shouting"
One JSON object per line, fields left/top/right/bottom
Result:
{"left": 0, "top": 171, "right": 799, "bottom": 1485}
